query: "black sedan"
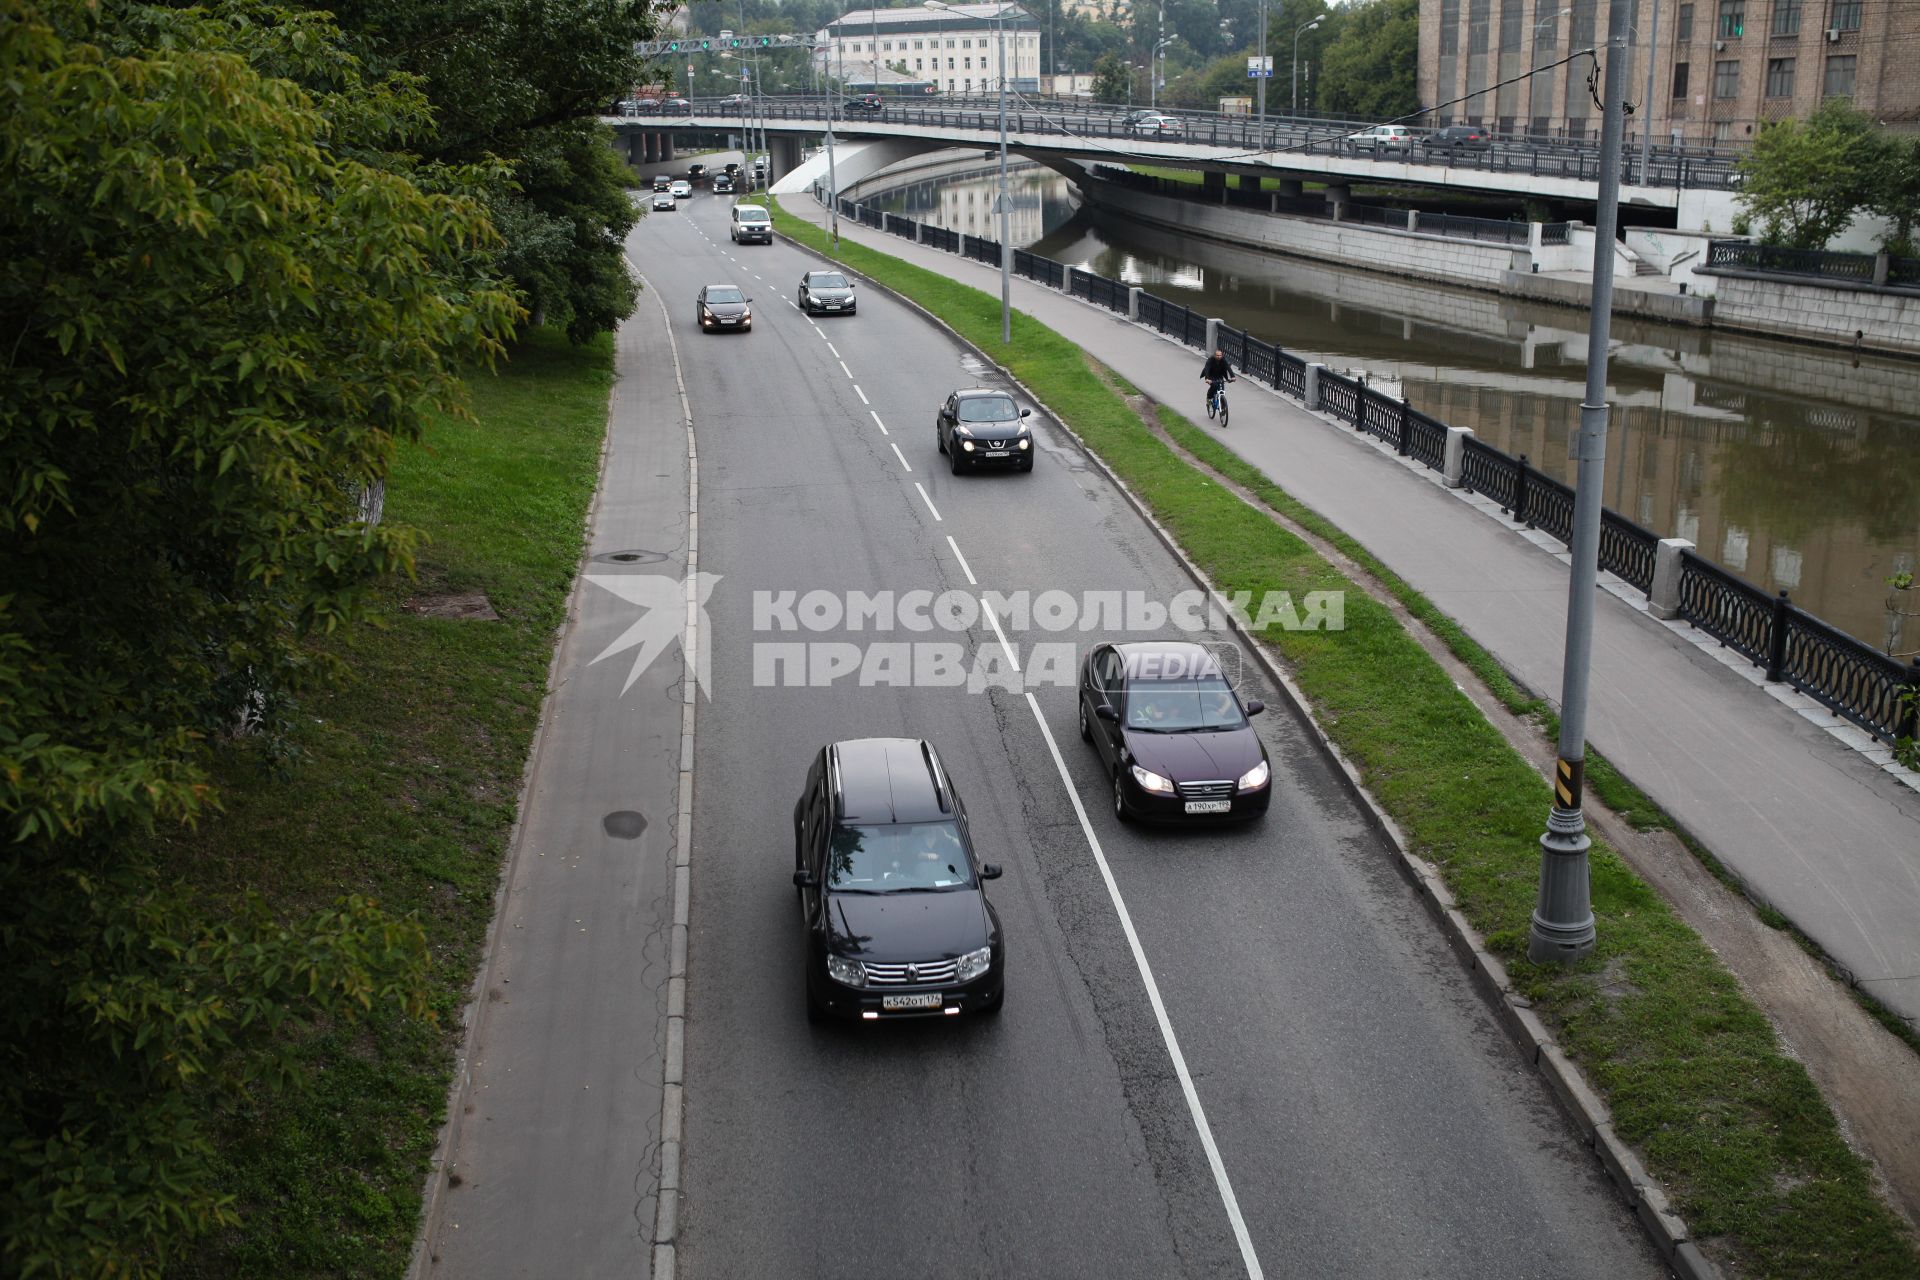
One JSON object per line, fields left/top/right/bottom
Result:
{"left": 798, "top": 270, "right": 856, "bottom": 314}
{"left": 1078, "top": 641, "right": 1271, "bottom": 824}
{"left": 793, "top": 738, "right": 1005, "bottom": 1021}
{"left": 696, "top": 283, "right": 751, "bottom": 333}
{"left": 935, "top": 388, "right": 1034, "bottom": 474}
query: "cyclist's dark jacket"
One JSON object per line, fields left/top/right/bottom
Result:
{"left": 1200, "top": 353, "right": 1234, "bottom": 383}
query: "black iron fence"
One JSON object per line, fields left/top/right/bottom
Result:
{"left": 1704, "top": 239, "right": 1920, "bottom": 289}
{"left": 815, "top": 189, "right": 1919, "bottom": 744}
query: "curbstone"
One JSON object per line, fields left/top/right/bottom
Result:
{"left": 1537, "top": 1042, "right": 1611, "bottom": 1142}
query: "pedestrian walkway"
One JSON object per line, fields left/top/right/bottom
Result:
{"left": 778, "top": 192, "right": 1920, "bottom": 1027}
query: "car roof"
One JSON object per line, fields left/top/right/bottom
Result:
{"left": 734, "top": 204, "right": 768, "bottom": 215}
{"left": 1109, "top": 640, "right": 1228, "bottom": 681}
{"left": 830, "top": 738, "right": 951, "bottom": 825}
{"left": 954, "top": 387, "right": 1012, "bottom": 398}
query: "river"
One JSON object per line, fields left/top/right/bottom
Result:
{"left": 869, "top": 160, "right": 1920, "bottom": 658}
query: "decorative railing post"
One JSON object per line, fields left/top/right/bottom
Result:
{"left": 1513, "top": 454, "right": 1532, "bottom": 525}
{"left": 1442, "top": 427, "right": 1473, "bottom": 487}
{"left": 1649, "top": 538, "right": 1694, "bottom": 619}
{"left": 1765, "top": 590, "right": 1792, "bottom": 682}
{"left": 1396, "top": 398, "right": 1413, "bottom": 456}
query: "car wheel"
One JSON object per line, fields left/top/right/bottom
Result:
{"left": 1078, "top": 700, "right": 1092, "bottom": 743}
{"left": 1112, "top": 771, "right": 1132, "bottom": 823}
{"left": 949, "top": 447, "right": 964, "bottom": 476}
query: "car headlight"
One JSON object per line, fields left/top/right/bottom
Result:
{"left": 1237, "top": 760, "right": 1271, "bottom": 791}
{"left": 826, "top": 954, "right": 866, "bottom": 988}
{"left": 1130, "top": 764, "right": 1175, "bottom": 795}
{"left": 741, "top": 309, "right": 751, "bottom": 320}
{"left": 1017, "top": 438, "right": 1031, "bottom": 450}
{"left": 956, "top": 945, "right": 992, "bottom": 983}
{"left": 961, "top": 440, "right": 976, "bottom": 452}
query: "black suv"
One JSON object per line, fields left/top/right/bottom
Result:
{"left": 936, "top": 388, "right": 1034, "bottom": 474}
{"left": 792, "top": 738, "right": 1005, "bottom": 1022}
{"left": 843, "top": 93, "right": 884, "bottom": 116}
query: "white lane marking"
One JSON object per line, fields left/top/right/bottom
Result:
{"left": 1021, "top": 692, "right": 1265, "bottom": 1280}
{"left": 980, "top": 599, "right": 1021, "bottom": 672}
{"left": 890, "top": 441, "right": 913, "bottom": 473}
{"left": 946, "top": 536, "right": 977, "bottom": 585}
{"left": 826, "top": 342, "right": 840, "bottom": 359}
{"left": 838, "top": 360, "right": 853, "bottom": 379}
{"left": 913, "top": 482, "right": 942, "bottom": 522}
{"left": 853, "top": 385, "right": 869, "bottom": 405}
{"left": 807, "top": 316, "right": 818, "bottom": 327}
{"left": 869, "top": 409, "right": 888, "bottom": 435}
{"left": 787, "top": 299, "right": 798, "bottom": 309}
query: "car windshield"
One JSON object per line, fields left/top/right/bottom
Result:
{"left": 827, "top": 822, "right": 974, "bottom": 892}
{"left": 808, "top": 273, "right": 849, "bottom": 288}
{"left": 1122, "top": 678, "right": 1247, "bottom": 733}
{"left": 736, "top": 207, "right": 768, "bottom": 220}
{"left": 957, "top": 397, "right": 1018, "bottom": 423}
{"left": 705, "top": 287, "right": 744, "bottom": 304}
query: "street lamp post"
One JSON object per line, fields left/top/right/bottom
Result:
{"left": 1638, "top": 0, "right": 1662, "bottom": 176}
{"left": 927, "top": 0, "right": 1013, "bottom": 343}
{"left": 1151, "top": 37, "right": 1172, "bottom": 110}
{"left": 1527, "top": 6, "right": 1573, "bottom": 138}
{"left": 1529, "top": 0, "right": 1631, "bottom": 967}
{"left": 1291, "top": 18, "right": 1320, "bottom": 118}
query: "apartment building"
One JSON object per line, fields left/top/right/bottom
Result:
{"left": 1418, "top": 0, "right": 1919, "bottom": 144}
{"left": 819, "top": 4, "right": 1042, "bottom": 95}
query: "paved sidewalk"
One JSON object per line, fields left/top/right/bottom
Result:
{"left": 780, "top": 193, "right": 1920, "bottom": 1027}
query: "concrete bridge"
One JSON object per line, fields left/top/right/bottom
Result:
{"left": 605, "top": 95, "right": 1743, "bottom": 227}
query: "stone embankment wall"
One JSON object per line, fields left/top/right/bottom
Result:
{"left": 1700, "top": 270, "right": 1920, "bottom": 357}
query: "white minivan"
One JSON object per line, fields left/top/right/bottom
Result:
{"left": 731, "top": 204, "right": 773, "bottom": 244}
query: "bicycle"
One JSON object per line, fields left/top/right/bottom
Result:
{"left": 1206, "top": 376, "right": 1233, "bottom": 427}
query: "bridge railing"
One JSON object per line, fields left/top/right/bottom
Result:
{"left": 1703, "top": 239, "right": 1920, "bottom": 287}
{"left": 807, "top": 192, "right": 1917, "bottom": 743}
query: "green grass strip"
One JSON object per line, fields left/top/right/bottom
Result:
{"left": 164, "top": 329, "right": 614, "bottom": 1275}
{"left": 770, "top": 198, "right": 1919, "bottom": 1277}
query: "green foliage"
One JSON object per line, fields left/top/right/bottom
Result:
{"left": 1092, "top": 51, "right": 1130, "bottom": 104}
{"left": 1735, "top": 98, "right": 1887, "bottom": 250}
{"left": 488, "top": 124, "right": 641, "bottom": 343}
{"left": 1866, "top": 133, "right": 1920, "bottom": 256}
{"left": 0, "top": 2, "right": 518, "bottom": 1271}
{"left": 1316, "top": 0, "right": 1417, "bottom": 121}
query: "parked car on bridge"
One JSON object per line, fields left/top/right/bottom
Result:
{"left": 631, "top": 97, "right": 662, "bottom": 116}
{"left": 1345, "top": 124, "right": 1414, "bottom": 154}
{"left": 1423, "top": 125, "right": 1493, "bottom": 152}
{"left": 661, "top": 96, "right": 692, "bottom": 115}
{"left": 618, "top": 98, "right": 645, "bottom": 117}
{"left": 791, "top": 737, "right": 1005, "bottom": 1022}
{"left": 1128, "top": 113, "right": 1185, "bottom": 138}
{"left": 843, "top": 93, "right": 885, "bottom": 116}
{"left": 719, "top": 93, "right": 752, "bottom": 110}
{"left": 1078, "top": 642, "right": 1271, "bottom": 825}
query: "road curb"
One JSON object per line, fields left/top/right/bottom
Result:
{"left": 775, "top": 200, "right": 1719, "bottom": 1278}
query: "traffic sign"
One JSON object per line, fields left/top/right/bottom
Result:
{"left": 1246, "top": 55, "right": 1273, "bottom": 78}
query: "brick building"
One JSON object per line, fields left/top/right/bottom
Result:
{"left": 1418, "top": 0, "right": 1920, "bottom": 146}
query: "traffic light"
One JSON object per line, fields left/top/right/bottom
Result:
{"left": 757, "top": 36, "right": 772, "bottom": 46}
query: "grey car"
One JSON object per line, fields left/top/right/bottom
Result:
{"left": 798, "top": 270, "right": 856, "bottom": 314}
{"left": 696, "top": 283, "right": 751, "bottom": 333}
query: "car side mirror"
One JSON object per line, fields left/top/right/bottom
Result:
{"left": 792, "top": 869, "right": 817, "bottom": 888}
{"left": 1094, "top": 704, "right": 1118, "bottom": 722}
{"left": 979, "top": 863, "right": 1003, "bottom": 880}
{"left": 1244, "top": 699, "right": 1265, "bottom": 717}
{"left": 1019, "top": 408, "right": 1032, "bottom": 418}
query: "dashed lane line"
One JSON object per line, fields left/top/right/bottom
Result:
{"left": 890, "top": 442, "right": 913, "bottom": 473}
{"left": 913, "top": 482, "right": 942, "bottom": 522}
{"left": 945, "top": 536, "right": 978, "bottom": 585}
{"left": 869, "top": 410, "right": 888, "bottom": 435}
{"left": 853, "top": 385, "right": 869, "bottom": 405}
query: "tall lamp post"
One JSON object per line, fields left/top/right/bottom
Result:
{"left": 926, "top": 0, "right": 1013, "bottom": 343}
{"left": 1529, "top": 0, "right": 1631, "bottom": 967}
{"left": 1151, "top": 37, "right": 1172, "bottom": 109}
{"left": 1290, "top": 17, "right": 1320, "bottom": 118}
{"left": 1527, "top": 7, "right": 1573, "bottom": 137}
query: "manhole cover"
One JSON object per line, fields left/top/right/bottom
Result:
{"left": 603, "top": 810, "right": 648, "bottom": 839}
{"left": 592, "top": 549, "right": 670, "bottom": 565}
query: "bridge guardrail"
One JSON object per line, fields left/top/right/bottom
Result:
{"left": 809, "top": 191, "right": 1917, "bottom": 744}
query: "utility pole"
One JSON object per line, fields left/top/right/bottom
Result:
{"left": 826, "top": 122, "right": 840, "bottom": 245}
{"left": 1529, "top": 0, "right": 1631, "bottom": 966}
{"left": 1256, "top": 0, "right": 1267, "bottom": 125}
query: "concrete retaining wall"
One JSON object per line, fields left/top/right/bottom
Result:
{"left": 1701, "top": 270, "right": 1920, "bottom": 357}
{"left": 1081, "top": 179, "right": 1528, "bottom": 290}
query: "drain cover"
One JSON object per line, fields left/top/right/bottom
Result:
{"left": 592, "top": 549, "right": 670, "bottom": 565}
{"left": 603, "top": 810, "right": 648, "bottom": 839}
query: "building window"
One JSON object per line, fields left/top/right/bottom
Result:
{"left": 915, "top": 58, "right": 923, "bottom": 70}
{"left": 1469, "top": 0, "right": 1490, "bottom": 54}
{"left": 948, "top": 57, "right": 955, "bottom": 69}
{"left": 1718, "top": 0, "right": 1744, "bottom": 37}
{"left": 1829, "top": 0, "right": 1861, "bottom": 31}
{"left": 1714, "top": 59, "right": 1740, "bottom": 97}
{"left": 1824, "top": 53, "right": 1856, "bottom": 96}
{"left": 1672, "top": 62, "right": 1690, "bottom": 97}
{"left": 1765, "top": 57, "right": 1794, "bottom": 96}
{"left": 1499, "top": 0, "right": 1523, "bottom": 50}
{"left": 964, "top": 56, "right": 972, "bottom": 69}
{"left": 1441, "top": 0, "right": 1460, "bottom": 55}
{"left": 1771, "top": 0, "right": 1801, "bottom": 36}
{"left": 1677, "top": 2, "right": 1694, "bottom": 40}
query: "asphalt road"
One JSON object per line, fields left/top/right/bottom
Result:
{"left": 619, "top": 177, "right": 1668, "bottom": 1280}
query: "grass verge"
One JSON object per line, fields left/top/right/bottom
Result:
{"left": 164, "top": 327, "right": 613, "bottom": 1276}
{"left": 769, "top": 197, "right": 1920, "bottom": 1277}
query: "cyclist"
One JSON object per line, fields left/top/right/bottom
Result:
{"left": 1199, "top": 348, "right": 1236, "bottom": 423}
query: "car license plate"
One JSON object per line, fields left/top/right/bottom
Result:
{"left": 983, "top": 450, "right": 1009, "bottom": 457}
{"left": 1184, "top": 800, "right": 1231, "bottom": 815}
{"left": 882, "top": 993, "right": 942, "bottom": 1011}
{"left": 719, "top": 317, "right": 736, "bottom": 324}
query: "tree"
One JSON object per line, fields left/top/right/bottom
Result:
{"left": 1, "top": 3, "right": 518, "bottom": 1271}
{"left": 1735, "top": 97, "right": 1888, "bottom": 250}
{"left": 1866, "top": 134, "right": 1920, "bottom": 258}
{"left": 1093, "top": 50, "right": 1130, "bottom": 104}
{"left": 1317, "top": 0, "right": 1417, "bottom": 121}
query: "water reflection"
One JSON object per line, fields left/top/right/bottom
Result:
{"left": 875, "top": 159, "right": 1920, "bottom": 653}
